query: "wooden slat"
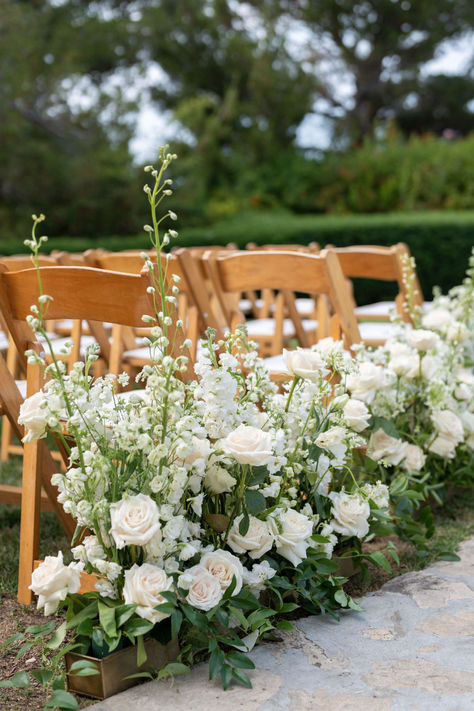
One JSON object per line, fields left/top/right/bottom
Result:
{"left": 0, "top": 484, "right": 54, "bottom": 511}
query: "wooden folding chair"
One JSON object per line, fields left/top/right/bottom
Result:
{"left": 323, "top": 243, "right": 423, "bottom": 346}
{"left": 0, "top": 263, "right": 192, "bottom": 603}
{"left": 202, "top": 249, "right": 361, "bottom": 374}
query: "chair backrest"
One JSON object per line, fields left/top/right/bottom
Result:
{"left": 0, "top": 255, "right": 58, "bottom": 270}
{"left": 246, "top": 242, "right": 320, "bottom": 253}
{"left": 323, "top": 243, "right": 423, "bottom": 317}
{"left": 202, "top": 250, "right": 361, "bottom": 348}
{"left": 0, "top": 264, "right": 193, "bottom": 379}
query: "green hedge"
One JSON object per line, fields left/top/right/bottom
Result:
{"left": 1, "top": 209, "right": 473, "bottom": 304}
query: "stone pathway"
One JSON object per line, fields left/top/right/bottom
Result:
{"left": 91, "top": 538, "right": 474, "bottom": 711}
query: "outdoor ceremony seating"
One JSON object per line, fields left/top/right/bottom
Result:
{"left": 0, "top": 261, "right": 194, "bottom": 603}
{"left": 323, "top": 243, "right": 424, "bottom": 346}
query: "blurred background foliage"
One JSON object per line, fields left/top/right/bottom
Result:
{"left": 1, "top": 0, "right": 474, "bottom": 279}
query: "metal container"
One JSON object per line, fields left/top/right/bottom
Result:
{"left": 65, "top": 637, "right": 179, "bottom": 700}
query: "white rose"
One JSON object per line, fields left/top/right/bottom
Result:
{"left": 29, "top": 552, "right": 82, "bottom": 616}
{"left": 428, "top": 434, "right": 457, "bottom": 459}
{"left": 389, "top": 353, "right": 420, "bottom": 378}
{"left": 422, "top": 308, "right": 452, "bottom": 331}
{"left": 329, "top": 491, "right": 370, "bottom": 538}
{"left": 402, "top": 444, "right": 426, "bottom": 472}
{"left": 204, "top": 465, "right": 236, "bottom": 494}
{"left": 314, "top": 337, "right": 344, "bottom": 354}
{"left": 421, "top": 355, "right": 437, "bottom": 380}
{"left": 283, "top": 348, "right": 328, "bottom": 381}
{"left": 200, "top": 550, "right": 243, "bottom": 594}
{"left": 123, "top": 563, "right": 174, "bottom": 624}
{"left": 406, "top": 329, "right": 439, "bottom": 351}
{"left": 343, "top": 399, "right": 370, "bottom": 432}
{"left": 220, "top": 424, "right": 273, "bottom": 466}
{"left": 18, "top": 391, "right": 49, "bottom": 443}
{"left": 446, "top": 322, "right": 468, "bottom": 343}
{"left": 273, "top": 509, "right": 313, "bottom": 567}
{"left": 110, "top": 493, "right": 161, "bottom": 549}
{"left": 185, "top": 565, "right": 223, "bottom": 611}
{"left": 346, "top": 362, "right": 382, "bottom": 402}
{"left": 367, "top": 429, "right": 408, "bottom": 466}
{"left": 431, "top": 410, "right": 464, "bottom": 444}
{"left": 315, "top": 426, "right": 347, "bottom": 460}
{"left": 227, "top": 515, "right": 275, "bottom": 559}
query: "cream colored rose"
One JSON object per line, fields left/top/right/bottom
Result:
{"left": 343, "top": 399, "right": 370, "bottom": 432}
{"left": 273, "top": 509, "right": 313, "bottom": 567}
{"left": 315, "top": 426, "right": 347, "bottom": 460}
{"left": 18, "top": 391, "right": 49, "bottom": 443}
{"left": 29, "top": 552, "right": 82, "bottom": 615}
{"left": 389, "top": 352, "right": 419, "bottom": 378}
{"left": 185, "top": 565, "right": 223, "bottom": 611}
{"left": 402, "top": 444, "right": 426, "bottom": 472}
{"left": 406, "top": 329, "right": 439, "bottom": 351}
{"left": 367, "top": 428, "right": 408, "bottom": 466}
{"left": 227, "top": 515, "right": 275, "bottom": 559}
{"left": 431, "top": 410, "right": 464, "bottom": 443}
{"left": 220, "top": 424, "right": 273, "bottom": 466}
{"left": 110, "top": 493, "right": 161, "bottom": 549}
{"left": 204, "top": 464, "right": 236, "bottom": 494}
{"left": 422, "top": 308, "right": 451, "bottom": 331}
{"left": 200, "top": 550, "right": 243, "bottom": 594}
{"left": 346, "top": 362, "right": 382, "bottom": 402}
{"left": 329, "top": 491, "right": 370, "bottom": 538}
{"left": 283, "top": 348, "right": 328, "bottom": 382}
{"left": 428, "top": 434, "right": 457, "bottom": 459}
{"left": 123, "top": 563, "right": 173, "bottom": 623}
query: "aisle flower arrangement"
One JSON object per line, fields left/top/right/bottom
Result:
{"left": 9, "top": 148, "right": 473, "bottom": 708}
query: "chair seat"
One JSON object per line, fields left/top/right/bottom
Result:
{"left": 358, "top": 321, "right": 395, "bottom": 343}
{"left": 15, "top": 379, "right": 27, "bottom": 398}
{"left": 238, "top": 298, "right": 264, "bottom": 314}
{"left": 246, "top": 318, "right": 318, "bottom": 338}
{"left": 354, "top": 301, "right": 395, "bottom": 318}
{"left": 0, "top": 331, "right": 9, "bottom": 351}
{"left": 262, "top": 354, "right": 287, "bottom": 373}
{"left": 50, "top": 335, "right": 99, "bottom": 357}
{"left": 54, "top": 319, "right": 113, "bottom": 335}
{"left": 294, "top": 298, "right": 315, "bottom": 316}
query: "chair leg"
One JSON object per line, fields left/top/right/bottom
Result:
{"left": 0, "top": 415, "right": 13, "bottom": 461}
{"left": 17, "top": 438, "right": 42, "bottom": 604}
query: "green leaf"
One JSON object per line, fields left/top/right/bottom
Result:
{"left": 209, "top": 646, "right": 225, "bottom": 680}
{"left": 232, "top": 668, "right": 252, "bottom": 688}
{"left": 31, "top": 669, "right": 54, "bottom": 684}
{"left": 276, "top": 620, "right": 294, "bottom": 631}
{"left": 369, "top": 551, "right": 392, "bottom": 573}
{"left": 16, "top": 641, "right": 35, "bottom": 659}
{"left": 136, "top": 634, "right": 147, "bottom": 667}
{"left": 239, "top": 511, "right": 250, "bottom": 536}
{"left": 69, "top": 659, "right": 100, "bottom": 677}
{"left": 99, "top": 601, "right": 117, "bottom": 638}
{"left": 370, "top": 416, "right": 400, "bottom": 439}
{"left": 46, "top": 621, "right": 67, "bottom": 650}
{"left": 66, "top": 600, "right": 98, "bottom": 630}
{"left": 4, "top": 632, "right": 25, "bottom": 645}
{"left": 247, "top": 608, "right": 276, "bottom": 630}
{"left": 0, "top": 671, "right": 30, "bottom": 689}
{"left": 220, "top": 663, "right": 233, "bottom": 690}
{"left": 171, "top": 610, "right": 183, "bottom": 639}
{"left": 438, "top": 552, "right": 461, "bottom": 561}
{"left": 115, "top": 604, "right": 137, "bottom": 628}
{"left": 124, "top": 617, "right": 154, "bottom": 637}
{"left": 157, "top": 662, "right": 189, "bottom": 679}
{"left": 244, "top": 490, "right": 266, "bottom": 515}
{"left": 247, "top": 466, "right": 269, "bottom": 487}
{"left": 222, "top": 575, "right": 237, "bottom": 601}
{"left": 25, "top": 621, "right": 56, "bottom": 637}
{"left": 334, "top": 589, "right": 348, "bottom": 607}
{"left": 227, "top": 606, "right": 249, "bottom": 630}
{"left": 226, "top": 650, "right": 255, "bottom": 670}
{"left": 45, "top": 689, "right": 78, "bottom": 710}
{"left": 278, "top": 602, "right": 299, "bottom": 613}
{"left": 124, "top": 671, "right": 154, "bottom": 681}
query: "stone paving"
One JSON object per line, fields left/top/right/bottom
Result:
{"left": 91, "top": 538, "right": 474, "bottom": 711}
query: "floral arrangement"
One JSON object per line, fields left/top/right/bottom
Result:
{"left": 7, "top": 148, "right": 473, "bottom": 709}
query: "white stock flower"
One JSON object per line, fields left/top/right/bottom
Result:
{"left": 402, "top": 444, "right": 426, "bottom": 472}
{"left": 123, "top": 563, "right": 173, "bottom": 624}
{"left": 204, "top": 464, "right": 236, "bottom": 494}
{"left": 29, "top": 552, "right": 82, "bottom": 615}
{"left": 283, "top": 348, "right": 328, "bottom": 381}
{"left": 200, "top": 550, "right": 243, "bottom": 594}
{"left": 273, "top": 509, "right": 313, "bottom": 567}
{"left": 242, "top": 560, "right": 276, "bottom": 594}
{"left": 220, "top": 424, "right": 273, "bottom": 466}
{"left": 227, "top": 515, "right": 275, "bottom": 559}
{"left": 406, "top": 329, "right": 439, "bottom": 351}
{"left": 185, "top": 565, "right": 223, "bottom": 611}
{"left": 329, "top": 491, "right": 370, "bottom": 538}
{"left": 18, "top": 391, "right": 49, "bottom": 442}
{"left": 109, "top": 493, "right": 161, "bottom": 549}
{"left": 421, "top": 308, "right": 452, "bottom": 331}
{"left": 343, "top": 399, "right": 370, "bottom": 432}
{"left": 367, "top": 429, "right": 408, "bottom": 466}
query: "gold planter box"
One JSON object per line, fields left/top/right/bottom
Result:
{"left": 65, "top": 637, "right": 179, "bottom": 700}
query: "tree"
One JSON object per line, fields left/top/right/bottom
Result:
{"left": 251, "top": 0, "right": 474, "bottom": 142}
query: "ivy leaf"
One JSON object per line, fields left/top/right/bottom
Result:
{"left": 244, "top": 490, "right": 266, "bottom": 515}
